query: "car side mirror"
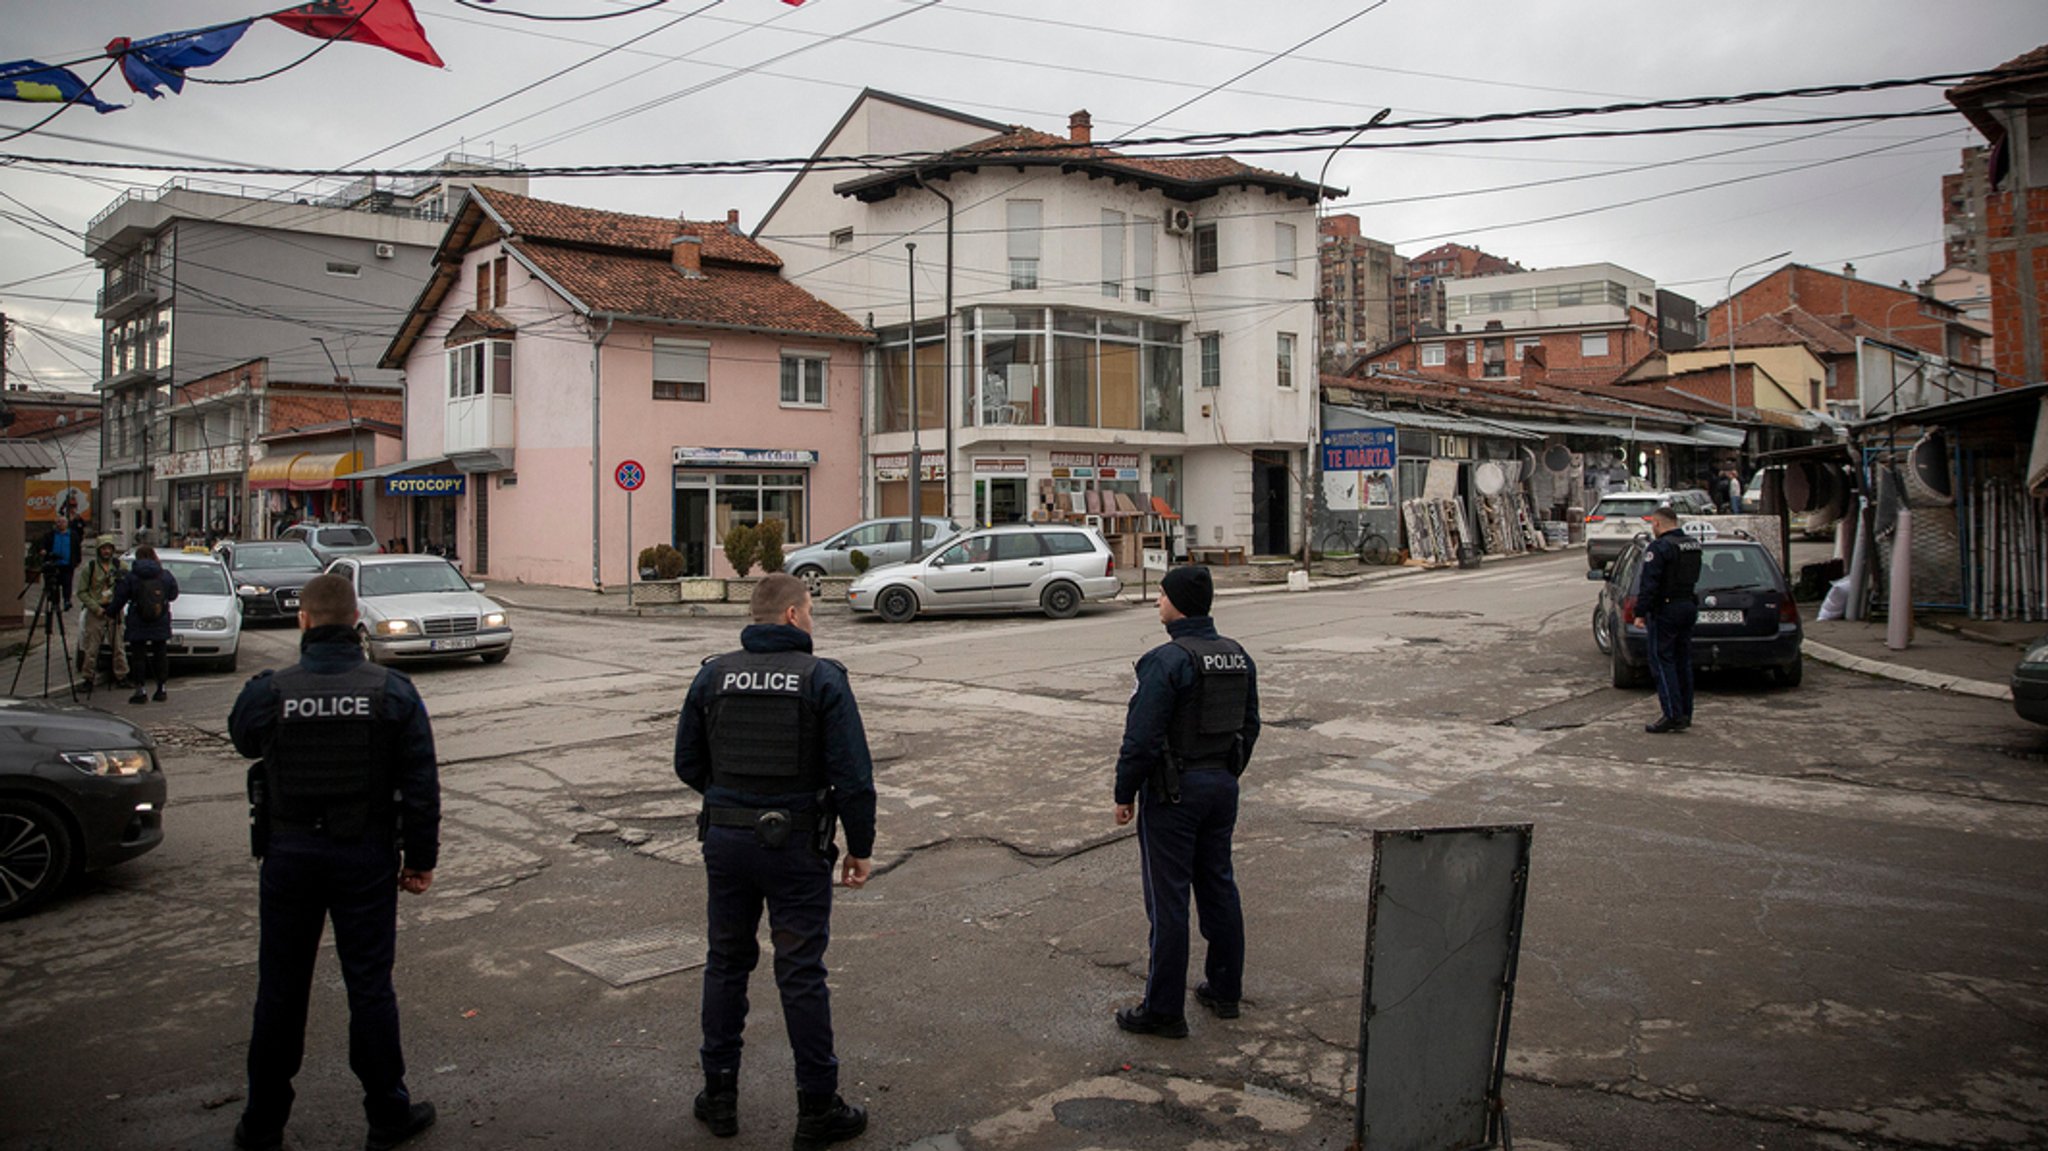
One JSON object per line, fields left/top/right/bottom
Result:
{"left": 1585, "top": 568, "right": 1607, "bottom": 582}
{"left": 470, "top": 581, "right": 486, "bottom": 592}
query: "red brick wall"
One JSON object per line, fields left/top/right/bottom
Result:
{"left": 1985, "top": 186, "right": 2048, "bottom": 383}
{"left": 266, "top": 389, "right": 402, "bottom": 432}
{"left": 1704, "top": 266, "right": 1972, "bottom": 364}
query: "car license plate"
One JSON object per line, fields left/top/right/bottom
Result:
{"left": 429, "top": 636, "right": 478, "bottom": 652}
{"left": 282, "top": 596, "right": 299, "bottom": 608}
{"left": 1697, "top": 609, "right": 1743, "bottom": 625}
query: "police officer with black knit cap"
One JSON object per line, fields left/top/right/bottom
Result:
{"left": 228, "top": 573, "right": 440, "bottom": 1151}
{"left": 1112, "top": 564, "right": 1260, "bottom": 1037}
{"left": 676, "top": 571, "right": 877, "bottom": 1149}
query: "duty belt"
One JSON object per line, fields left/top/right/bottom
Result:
{"left": 1178, "top": 757, "right": 1236, "bottom": 774}
{"left": 705, "top": 806, "right": 824, "bottom": 832}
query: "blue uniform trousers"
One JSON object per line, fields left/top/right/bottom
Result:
{"left": 1646, "top": 602, "right": 1698, "bottom": 722}
{"left": 243, "top": 832, "right": 413, "bottom": 1135}
{"left": 1137, "top": 769, "right": 1245, "bottom": 1019}
{"left": 700, "top": 825, "right": 839, "bottom": 1095}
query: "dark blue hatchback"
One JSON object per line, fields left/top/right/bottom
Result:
{"left": 1590, "top": 535, "right": 1805, "bottom": 689}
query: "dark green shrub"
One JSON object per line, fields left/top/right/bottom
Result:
{"left": 755, "top": 519, "right": 786, "bottom": 573}
{"left": 723, "top": 524, "right": 758, "bottom": 577}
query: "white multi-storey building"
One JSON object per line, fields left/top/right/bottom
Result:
{"left": 756, "top": 92, "right": 1334, "bottom": 558}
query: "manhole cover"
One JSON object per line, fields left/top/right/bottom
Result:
{"left": 549, "top": 925, "right": 705, "bottom": 986}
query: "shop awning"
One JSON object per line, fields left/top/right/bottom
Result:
{"left": 339, "top": 456, "right": 449, "bottom": 481}
{"left": 287, "top": 451, "right": 362, "bottom": 491}
{"left": 246, "top": 451, "right": 305, "bottom": 490}
{"left": 1493, "top": 419, "right": 1726, "bottom": 447}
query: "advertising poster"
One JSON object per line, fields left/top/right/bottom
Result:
{"left": 26, "top": 481, "right": 92, "bottom": 524}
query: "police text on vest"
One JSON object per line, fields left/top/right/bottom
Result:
{"left": 723, "top": 671, "right": 801, "bottom": 693}
{"left": 284, "top": 696, "right": 374, "bottom": 718}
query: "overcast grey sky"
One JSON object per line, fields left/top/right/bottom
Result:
{"left": 2, "top": 0, "right": 2043, "bottom": 391}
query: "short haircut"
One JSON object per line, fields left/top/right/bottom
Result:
{"left": 750, "top": 572, "right": 809, "bottom": 623}
{"left": 133, "top": 545, "right": 157, "bottom": 562}
{"left": 298, "top": 573, "right": 357, "bottom": 627}
{"left": 1650, "top": 505, "right": 1680, "bottom": 526}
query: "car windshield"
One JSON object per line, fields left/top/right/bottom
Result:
{"left": 232, "top": 543, "right": 321, "bottom": 571}
{"left": 1697, "top": 546, "right": 1778, "bottom": 592}
{"left": 318, "top": 527, "right": 375, "bottom": 547}
{"left": 1596, "top": 497, "right": 1661, "bottom": 519}
{"left": 160, "top": 560, "right": 230, "bottom": 596}
{"left": 913, "top": 529, "right": 968, "bottom": 563}
{"left": 360, "top": 562, "right": 471, "bottom": 597}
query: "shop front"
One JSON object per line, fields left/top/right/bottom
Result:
{"left": 671, "top": 446, "right": 816, "bottom": 577}
{"left": 156, "top": 443, "right": 247, "bottom": 543}
{"left": 247, "top": 448, "right": 364, "bottom": 537}
{"left": 872, "top": 452, "right": 946, "bottom": 520}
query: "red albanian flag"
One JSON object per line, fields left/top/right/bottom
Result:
{"left": 269, "top": 0, "right": 445, "bottom": 68}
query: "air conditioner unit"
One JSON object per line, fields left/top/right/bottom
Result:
{"left": 374, "top": 243, "right": 397, "bottom": 259}
{"left": 1164, "top": 207, "right": 1194, "bottom": 236}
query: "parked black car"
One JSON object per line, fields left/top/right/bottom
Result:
{"left": 2013, "top": 635, "right": 2048, "bottom": 726}
{"left": 1589, "top": 533, "right": 1804, "bottom": 689}
{"left": 0, "top": 697, "right": 165, "bottom": 919}
{"left": 215, "top": 539, "right": 325, "bottom": 624}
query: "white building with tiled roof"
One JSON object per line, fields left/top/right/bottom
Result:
{"left": 756, "top": 90, "right": 1338, "bottom": 560}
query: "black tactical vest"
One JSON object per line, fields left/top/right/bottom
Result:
{"left": 1653, "top": 532, "right": 1704, "bottom": 607}
{"left": 706, "top": 650, "right": 827, "bottom": 796}
{"left": 265, "top": 662, "right": 392, "bottom": 835}
{"left": 1168, "top": 636, "right": 1251, "bottom": 765}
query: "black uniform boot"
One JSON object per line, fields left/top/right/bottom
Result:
{"left": 694, "top": 1069, "right": 739, "bottom": 1138}
{"left": 792, "top": 1091, "right": 866, "bottom": 1151}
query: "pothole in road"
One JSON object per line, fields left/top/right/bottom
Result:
{"left": 1396, "top": 610, "right": 1481, "bottom": 620}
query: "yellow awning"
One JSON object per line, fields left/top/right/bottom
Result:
{"left": 288, "top": 451, "right": 364, "bottom": 491}
{"left": 246, "top": 452, "right": 305, "bottom": 490}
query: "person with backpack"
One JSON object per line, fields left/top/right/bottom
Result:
{"left": 74, "top": 535, "right": 131, "bottom": 688}
{"left": 108, "top": 545, "right": 180, "bottom": 703}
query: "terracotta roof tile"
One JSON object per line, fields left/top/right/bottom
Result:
{"left": 957, "top": 126, "right": 1306, "bottom": 187}
{"left": 514, "top": 242, "right": 867, "bottom": 339}
{"left": 477, "top": 188, "right": 780, "bottom": 268}
{"left": 1950, "top": 44, "right": 2048, "bottom": 101}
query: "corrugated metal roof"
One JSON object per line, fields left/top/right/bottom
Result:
{"left": 0, "top": 440, "right": 57, "bottom": 472}
{"left": 1327, "top": 405, "right": 1541, "bottom": 439}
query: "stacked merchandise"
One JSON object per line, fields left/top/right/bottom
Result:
{"left": 1399, "top": 498, "right": 1469, "bottom": 566}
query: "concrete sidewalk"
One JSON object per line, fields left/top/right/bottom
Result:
{"left": 1803, "top": 615, "right": 2030, "bottom": 701}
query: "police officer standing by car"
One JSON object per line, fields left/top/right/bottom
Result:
{"left": 675, "top": 571, "right": 876, "bottom": 1149}
{"left": 1112, "top": 565, "right": 1260, "bottom": 1038}
{"left": 1633, "top": 506, "right": 1703, "bottom": 733}
{"left": 228, "top": 573, "right": 441, "bottom": 1151}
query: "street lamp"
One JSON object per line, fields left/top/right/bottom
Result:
{"left": 905, "top": 243, "right": 922, "bottom": 553}
{"left": 1725, "top": 251, "right": 1790, "bottom": 422}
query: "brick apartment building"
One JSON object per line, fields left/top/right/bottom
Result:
{"left": 1949, "top": 45, "right": 2048, "bottom": 386}
{"left": 1319, "top": 214, "right": 1402, "bottom": 366}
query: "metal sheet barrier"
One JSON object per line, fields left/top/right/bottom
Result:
{"left": 1354, "top": 824, "right": 1533, "bottom": 1151}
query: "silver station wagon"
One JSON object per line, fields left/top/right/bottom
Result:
{"left": 847, "top": 524, "right": 1121, "bottom": 622}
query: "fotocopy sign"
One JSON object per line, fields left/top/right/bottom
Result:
{"left": 1355, "top": 824, "right": 1532, "bottom": 1151}
{"left": 382, "top": 475, "right": 466, "bottom": 497}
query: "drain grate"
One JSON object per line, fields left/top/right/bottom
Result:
{"left": 549, "top": 924, "right": 706, "bottom": 987}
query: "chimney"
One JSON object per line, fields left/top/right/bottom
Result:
{"left": 1068, "top": 109, "right": 1092, "bottom": 144}
{"left": 1842, "top": 262, "right": 1857, "bottom": 279}
{"left": 726, "top": 208, "right": 741, "bottom": 234}
{"left": 672, "top": 232, "right": 704, "bottom": 278}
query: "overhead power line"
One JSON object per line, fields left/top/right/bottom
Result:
{"left": 0, "top": 109, "right": 1971, "bottom": 182}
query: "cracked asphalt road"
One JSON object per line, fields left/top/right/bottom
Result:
{"left": 3, "top": 550, "right": 2044, "bottom": 1150}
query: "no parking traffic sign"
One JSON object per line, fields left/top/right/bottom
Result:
{"left": 615, "top": 460, "right": 646, "bottom": 491}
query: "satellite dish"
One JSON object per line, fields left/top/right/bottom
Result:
{"left": 1908, "top": 430, "right": 1953, "bottom": 505}
{"left": 1474, "top": 460, "right": 1506, "bottom": 495}
{"left": 1544, "top": 445, "right": 1573, "bottom": 473}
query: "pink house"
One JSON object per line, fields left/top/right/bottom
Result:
{"left": 380, "top": 188, "right": 869, "bottom": 586}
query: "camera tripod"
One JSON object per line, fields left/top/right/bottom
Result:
{"left": 11, "top": 566, "right": 80, "bottom": 702}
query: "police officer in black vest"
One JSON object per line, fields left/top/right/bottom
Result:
{"left": 1112, "top": 564, "right": 1260, "bottom": 1037}
{"left": 228, "top": 574, "right": 440, "bottom": 1151}
{"left": 1634, "top": 505, "right": 1704, "bottom": 733}
{"left": 676, "top": 572, "right": 876, "bottom": 1149}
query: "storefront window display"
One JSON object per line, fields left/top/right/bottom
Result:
{"left": 964, "top": 308, "right": 1183, "bottom": 433}
{"left": 875, "top": 322, "right": 946, "bottom": 434}
{"left": 673, "top": 469, "right": 807, "bottom": 576}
